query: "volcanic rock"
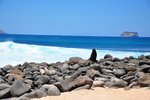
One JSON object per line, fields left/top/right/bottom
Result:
{"left": 86, "top": 69, "right": 100, "bottom": 79}
{"left": 79, "top": 59, "right": 92, "bottom": 67}
{"left": 11, "top": 80, "right": 31, "bottom": 97}
{"left": 47, "top": 84, "right": 60, "bottom": 96}
{"left": 3, "top": 65, "right": 12, "bottom": 72}
{"left": 107, "top": 77, "right": 128, "bottom": 88}
{"left": 104, "top": 54, "right": 113, "bottom": 59}
{"left": 21, "top": 89, "right": 47, "bottom": 99}
{"left": 0, "top": 83, "right": 11, "bottom": 90}
{"left": 138, "top": 74, "right": 150, "bottom": 87}
{"left": 0, "top": 88, "right": 11, "bottom": 99}
{"left": 113, "top": 69, "right": 126, "bottom": 77}
{"left": 72, "top": 84, "right": 91, "bottom": 91}
{"left": 69, "top": 57, "right": 82, "bottom": 65}
{"left": 93, "top": 80, "right": 105, "bottom": 87}
{"left": 55, "top": 75, "right": 93, "bottom": 92}
{"left": 34, "top": 75, "right": 50, "bottom": 88}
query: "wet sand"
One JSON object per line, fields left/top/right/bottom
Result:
{"left": 32, "top": 87, "right": 150, "bottom": 100}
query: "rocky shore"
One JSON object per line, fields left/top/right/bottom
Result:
{"left": 0, "top": 49, "right": 150, "bottom": 100}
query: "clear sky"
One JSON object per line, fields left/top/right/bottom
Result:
{"left": 0, "top": 0, "right": 150, "bottom": 36}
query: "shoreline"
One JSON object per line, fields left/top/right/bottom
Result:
{"left": 31, "top": 87, "right": 150, "bottom": 100}
{"left": 0, "top": 52, "right": 150, "bottom": 99}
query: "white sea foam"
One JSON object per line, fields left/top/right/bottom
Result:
{"left": 0, "top": 41, "right": 150, "bottom": 67}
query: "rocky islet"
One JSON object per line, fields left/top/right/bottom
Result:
{"left": 0, "top": 49, "right": 150, "bottom": 99}
{"left": 120, "top": 32, "right": 139, "bottom": 37}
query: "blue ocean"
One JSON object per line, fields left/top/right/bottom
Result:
{"left": 0, "top": 34, "right": 150, "bottom": 67}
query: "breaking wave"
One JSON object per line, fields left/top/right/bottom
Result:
{"left": 0, "top": 41, "right": 150, "bottom": 67}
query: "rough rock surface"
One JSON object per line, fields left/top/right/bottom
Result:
{"left": 55, "top": 75, "right": 93, "bottom": 92}
{"left": 0, "top": 88, "right": 11, "bottom": 99}
{"left": 11, "top": 80, "right": 31, "bottom": 97}
{"left": 47, "top": 85, "right": 60, "bottom": 96}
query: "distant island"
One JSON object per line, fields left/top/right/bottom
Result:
{"left": 120, "top": 32, "right": 138, "bottom": 37}
{"left": 0, "top": 29, "right": 7, "bottom": 34}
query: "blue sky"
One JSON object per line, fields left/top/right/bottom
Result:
{"left": 0, "top": 0, "right": 150, "bottom": 36}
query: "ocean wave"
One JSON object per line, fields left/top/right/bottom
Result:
{"left": 0, "top": 41, "right": 150, "bottom": 67}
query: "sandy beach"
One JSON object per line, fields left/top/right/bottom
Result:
{"left": 32, "top": 87, "right": 150, "bottom": 100}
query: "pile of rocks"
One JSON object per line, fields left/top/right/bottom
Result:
{"left": 0, "top": 49, "right": 150, "bottom": 100}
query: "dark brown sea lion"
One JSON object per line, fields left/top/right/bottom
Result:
{"left": 89, "top": 48, "right": 97, "bottom": 62}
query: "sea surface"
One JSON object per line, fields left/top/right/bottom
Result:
{"left": 0, "top": 34, "right": 150, "bottom": 67}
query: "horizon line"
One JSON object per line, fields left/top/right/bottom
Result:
{"left": 1, "top": 33, "right": 150, "bottom": 38}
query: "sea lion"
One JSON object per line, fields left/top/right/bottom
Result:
{"left": 89, "top": 48, "right": 97, "bottom": 62}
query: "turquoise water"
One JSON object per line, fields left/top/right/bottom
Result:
{"left": 0, "top": 34, "right": 150, "bottom": 67}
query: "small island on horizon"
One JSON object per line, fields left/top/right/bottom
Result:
{"left": 0, "top": 29, "right": 140, "bottom": 38}
{"left": 0, "top": 29, "right": 7, "bottom": 34}
{"left": 120, "top": 32, "right": 139, "bottom": 37}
